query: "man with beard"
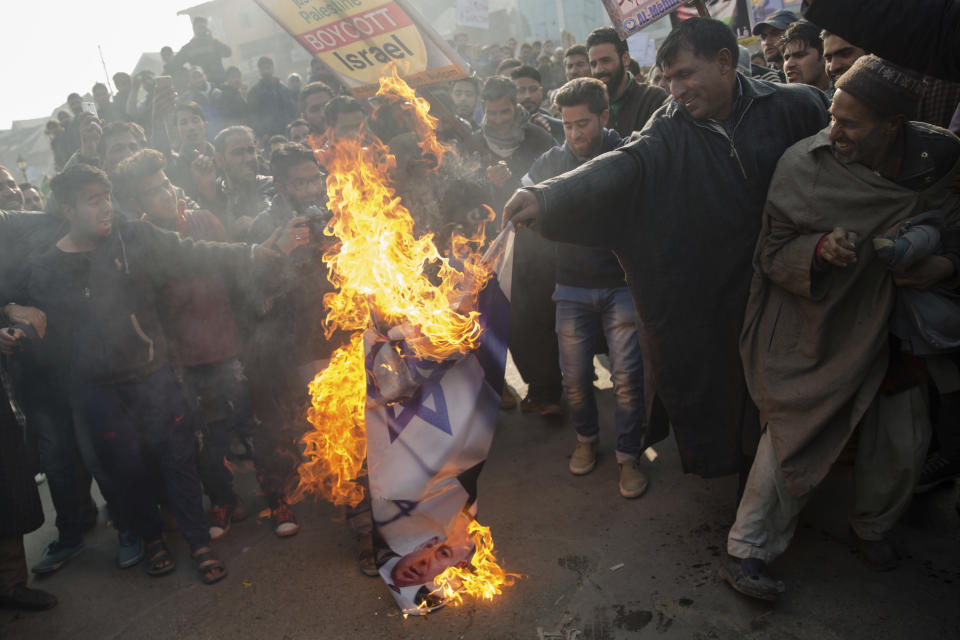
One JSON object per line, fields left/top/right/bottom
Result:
{"left": 502, "top": 18, "right": 829, "bottom": 492}
{"left": 722, "top": 55, "right": 958, "bottom": 601}
{"left": 752, "top": 9, "right": 797, "bottom": 72}
{"left": 821, "top": 30, "right": 866, "bottom": 87}
{"left": 510, "top": 65, "right": 564, "bottom": 141}
{"left": 780, "top": 21, "right": 831, "bottom": 93}
{"left": 524, "top": 78, "right": 649, "bottom": 498}
{"left": 450, "top": 76, "right": 481, "bottom": 128}
{"left": 586, "top": 27, "right": 668, "bottom": 138}
{"left": 299, "top": 81, "right": 336, "bottom": 140}
{"left": 0, "top": 168, "right": 23, "bottom": 210}
{"left": 196, "top": 126, "right": 274, "bottom": 239}
{"left": 472, "top": 76, "right": 561, "bottom": 414}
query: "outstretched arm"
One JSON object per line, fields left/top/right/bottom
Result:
{"left": 504, "top": 129, "right": 669, "bottom": 250}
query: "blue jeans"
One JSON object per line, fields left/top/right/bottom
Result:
{"left": 554, "top": 285, "right": 646, "bottom": 462}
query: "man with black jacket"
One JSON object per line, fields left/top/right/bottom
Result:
{"left": 586, "top": 27, "right": 669, "bottom": 138}
{"left": 172, "top": 17, "right": 232, "bottom": 87}
{"left": 524, "top": 78, "right": 648, "bottom": 499}
{"left": 503, "top": 19, "right": 830, "bottom": 489}
{"left": 9, "top": 164, "right": 302, "bottom": 584}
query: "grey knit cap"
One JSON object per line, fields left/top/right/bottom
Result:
{"left": 834, "top": 54, "right": 924, "bottom": 118}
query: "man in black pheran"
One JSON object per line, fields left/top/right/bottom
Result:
{"left": 502, "top": 19, "right": 829, "bottom": 487}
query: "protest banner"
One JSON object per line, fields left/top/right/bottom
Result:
{"left": 456, "top": 0, "right": 489, "bottom": 29}
{"left": 255, "top": 0, "right": 469, "bottom": 97}
{"left": 627, "top": 31, "right": 657, "bottom": 67}
{"left": 601, "top": 0, "right": 689, "bottom": 38}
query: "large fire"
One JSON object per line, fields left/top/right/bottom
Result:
{"left": 289, "top": 68, "right": 514, "bottom": 608}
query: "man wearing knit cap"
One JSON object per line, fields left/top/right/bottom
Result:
{"left": 721, "top": 55, "right": 960, "bottom": 601}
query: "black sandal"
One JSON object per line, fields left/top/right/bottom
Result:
{"left": 192, "top": 547, "right": 227, "bottom": 585}
{"left": 144, "top": 539, "right": 175, "bottom": 577}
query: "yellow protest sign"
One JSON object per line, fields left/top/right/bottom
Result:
{"left": 256, "top": 0, "right": 468, "bottom": 96}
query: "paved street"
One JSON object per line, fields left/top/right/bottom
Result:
{"left": 3, "top": 360, "right": 959, "bottom": 640}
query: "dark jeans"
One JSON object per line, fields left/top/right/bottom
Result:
{"left": 554, "top": 285, "right": 646, "bottom": 461}
{"left": 73, "top": 367, "right": 209, "bottom": 551}
{"left": 22, "top": 391, "right": 118, "bottom": 544}
{"left": 181, "top": 358, "right": 257, "bottom": 508}
{"left": 246, "top": 366, "right": 305, "bottom": 510}
{"left": 509, "top": 228, "right": 562, "bottom": 403}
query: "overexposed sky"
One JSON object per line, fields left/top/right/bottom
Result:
{"left": 0, "top": 0, "right": 201, "bottom": 129}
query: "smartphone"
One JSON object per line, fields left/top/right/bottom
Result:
{"left": 81, "top": 101, "right": 98, "bottom": 118}
{"left": 155, "top": 75, "right": 173, "bottom": 92}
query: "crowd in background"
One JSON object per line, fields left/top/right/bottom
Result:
{"left": 1, "top": 0, "right": 959, "bottom": 616}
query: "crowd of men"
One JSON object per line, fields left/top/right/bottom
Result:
{"left": 1, "top": 0, "right": 959, "bottom": 616}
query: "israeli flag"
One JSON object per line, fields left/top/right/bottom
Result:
{"left": 365, "top": 225, "right": 515, "bottom": 613}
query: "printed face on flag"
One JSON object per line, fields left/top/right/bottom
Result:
{"left": 364, "top": 226, "right": 515, "bottom": 613}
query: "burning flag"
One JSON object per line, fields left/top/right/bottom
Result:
{"left": 291, "top": 68, "right": 517, "bottom": 613}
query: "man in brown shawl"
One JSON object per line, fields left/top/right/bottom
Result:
{"left": 722, "top": 55, "right": 960, "bottom": 601}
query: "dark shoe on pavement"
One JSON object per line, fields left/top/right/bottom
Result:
{"left": 31, "top": 540, "right": 85, "bottom": 575}
{"left": 569, "top": 441, "right": 598, "bottom": 475}
{"left": 117, "top": 531, "right": 144, "bottom": 569}
{"left": 851, "top": 531, "right": 899, "bottom": 571}
{"left": 0, "top": 584, "right": 58, "bottom": 611}
{"left": 272, "top": 501, "right": 300, "bottom": 537}
{"left": 618, "top": 461, "right": 649, "bottom": 499}
{"left": 520, "top": 395, "right": 541, "bottom": 413}
{"left": 499, "top": 389, "right": 517, "bottom": 410}
{"left": 720, "top": 554, "right": 785, "bottom": 602}
{"left": 915, "top": 453, "right": 960, "bottom": 493}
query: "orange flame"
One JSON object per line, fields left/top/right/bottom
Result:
{"left": 424, "top": 521, "right": 519, "bottom": 608}
{"left": 288, "top": 332, "right": 367, "bottom": 506}
{"left": 290, "top": 69, "right": 491, "bottom": 506}
{"left": 290, "top": 69, "right": 514, "bottom": 609}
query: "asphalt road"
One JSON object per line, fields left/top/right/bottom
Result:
{"left": 3, "top": 361, "right": 959, "bottom": 640}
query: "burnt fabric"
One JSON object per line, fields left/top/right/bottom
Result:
{"left": 527, "top": 75, "right": 830, "bottom": 478}
{"left": 740, "top": 124, "right": 960, "bottom": 496}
